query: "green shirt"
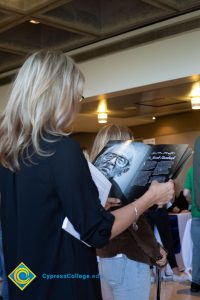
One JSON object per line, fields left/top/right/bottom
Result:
{"left": 184, "top": 166, "right": 200, "bottom": 217}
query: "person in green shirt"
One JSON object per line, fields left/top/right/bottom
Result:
{"left": 184, "top": 166, "right": 200, "bottom": 293}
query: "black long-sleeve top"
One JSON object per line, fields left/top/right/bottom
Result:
{"left": 0, "top": 136, "right": 114, "bottom": 300}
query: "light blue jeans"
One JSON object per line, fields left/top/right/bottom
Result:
{"left": 99, "top": 255, "right": 151, "bottom": 300}
{"left": 191, "top": 217, "right": 200, "bottom": 285}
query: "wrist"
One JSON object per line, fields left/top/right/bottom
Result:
{"left": 144, "top": 188, "right": 156, "bottom": 207}
{"left": 130, "top": 202, "right": 139, "bottom": 221}
{"left": 130, "top": 202, "right": 139, "bottom": 231}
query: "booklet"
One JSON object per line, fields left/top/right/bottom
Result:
{"left": 62, "top": 162, "right": 112, "bottom": 246}
{"left": 93, "top": 140, "right": 193, "bottom": 204}
{"left": 87, "top": 162, "right": 112, "bottom": 207}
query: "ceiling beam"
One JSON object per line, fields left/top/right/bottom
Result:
{"left": 72, "top": 17, "right": 200, "bottom": 62}
{"left": 0, "top": 16, "right": 28, "bottom": 33}
{"left": 28, "top": 0, "right": 72, "bottom": 15}
{"left": 33, "top": 15, "right": 100, "bottom": 37}
{"left": 0, "top": 0, "right": 70, "bottom": 15}
{"left": 141, "top": 0, "right": 179, "bottom": 12}
{"left": 0, "top": 46, "right": 27, "bottom": 55}
{"left": 0, "top": 40, "right": 39, "bottom": 54}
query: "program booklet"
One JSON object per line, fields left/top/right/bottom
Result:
{"left": 93, "top": 140, "right": 193, "bottom": 204}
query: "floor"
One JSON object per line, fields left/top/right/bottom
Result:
{"left": 1, "top": 276, "right": 200, "bottom": 299}
{"left": 150, "top": 281, "right": 200, "bottom": 300}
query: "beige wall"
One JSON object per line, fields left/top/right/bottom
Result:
{"left": 130, "top": 111, "right": 200, "bottom": 189}
{"left": 130, "top": 110, "right": 200, "bottom": 140}
{"left": 73, "top": 110, "right": 200, "bottom": 148}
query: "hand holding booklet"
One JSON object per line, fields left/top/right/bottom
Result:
{"left": 62, "top": 141, "right": 192, "bottom": 245}
{"left": 93, "top": 140, "right": 193, "bottom": 205}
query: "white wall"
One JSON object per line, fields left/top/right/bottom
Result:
{"left": 1, "top": 29, "right": 200, "bottom": 109}
{"left": 79, "top": 29, "right": 200, "bottom": 97}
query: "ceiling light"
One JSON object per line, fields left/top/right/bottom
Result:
{"left": 97, "top": 99, "right": 108, "bottom": 124}
{"left": 191, "top": 82, "right": 200, "bottom": 110}
{"left": 191, "top": 96, "right": 200, "bottom": 110}
{"left": 98, "top": 113, "right": 108, "bottom": 123}
{"left": 30, "top": 20, "right": 40, "bottom": 24}
{"left": 152, "top": 116, "right": 156, "bottom": 120}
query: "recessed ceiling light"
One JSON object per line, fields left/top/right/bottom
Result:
{"left": 152, "top": 116, "right": 156, "bottom": 120}
{"left": 191, "top": 82, "right": 200, "bottom": 109}
{"left": 30, "top": 20, "right": 40, "bottom": 24}
{"left": 97, "top": 99, "right": 108, "bottom": 123}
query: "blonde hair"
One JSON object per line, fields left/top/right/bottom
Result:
{"left": 0, "top": 50, "right": 85, "bottom": 170}
{"left": 90, "top": 124, "right": 134, "bottom": 162}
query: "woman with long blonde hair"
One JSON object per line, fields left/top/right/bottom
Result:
{"left": 0, "top": 51, "right": 174, "bottom": 300}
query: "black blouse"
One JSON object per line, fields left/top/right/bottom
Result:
{"left": 0, "top": 136, "right": 114, "bottom": 300}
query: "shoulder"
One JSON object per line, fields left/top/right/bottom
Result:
{"left": 49, "top": 135, "right": 85, "bottom": 168}
{"left": 53, "top": 135, "right": 81, "bottom": 154}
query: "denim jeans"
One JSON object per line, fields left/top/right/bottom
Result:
{"left": 0, "top": 228, "right": 9, "bottom": 300}
{"left": 191, "top": 218, "right": 200, "bottom": 285}
{"left": 99, "top": 255, "right": 151, "bottom": 300}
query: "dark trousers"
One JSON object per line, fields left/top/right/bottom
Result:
{"left": 145, "top": 207, "right": 178, "bottom": 269}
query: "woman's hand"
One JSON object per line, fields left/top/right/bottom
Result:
{"left": 156, "top": 247, "right": 167, "bottom": 267}
{"left": 148, "top": 180, "right": 175, "bottom": 207}
{"left": 105, "top": 198, "right": 121, "bottom": 210}
{"left": 180, "top": 209, "right": 189, "bottom": 213}
{"left": 172, "top": 206, "right": 180, "bottom": 213}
